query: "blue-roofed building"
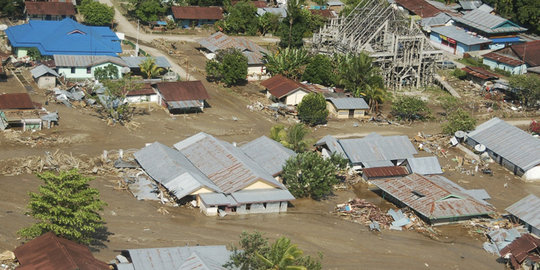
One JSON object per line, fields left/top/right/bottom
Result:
{"left": 430, "top": 25, "right": 491, "bottom": 54}
{"left": 6, "top": 18, "right": 121, "bottom": 58}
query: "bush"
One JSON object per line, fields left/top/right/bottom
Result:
{"left": 530, "top": 120, "right": 540, "bottom": 135}
{"left": 205, "top": 48, "right": 247, "bottom": 86}
{"left": 452, "top": 68, "right": 467, "bottom": 80}
{"left": 79, "top": 0, "right": 114, "bottom": 26}
{"left": 297, "top": 93, "right": 328, "bottom": 126}
{"left": 438, "top": 95, "right": 460, "bottom": 113}
{"left": 302, "top": 54, "right": 334, "bottom": 86}
{"left": 441, "top": 108, "right": 476, "bottom": 135}
{"left": 391, "top": 96, "right": 431, "bottom": 121}
{"left": 282, "top": 152, "right": 341, "bottom": 200}
{"left": 269, "top": 123, "right": 310, "bottom": 152}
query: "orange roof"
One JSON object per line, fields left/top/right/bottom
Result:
{"left": 461, "top": 66, "right": 499, "bottom": 80}
{"left": 154, "top": 81, "right": 210, "bottom": 101}
{"left": 395, "top": 0, "right": 441, "bottom": 18}
{"left": 363, "top": 166, "right": 409, "bottom": 179}
{"left": 260, "top": 75, "right": 308, "bottom": 99}
{"left": 171, "top": 6, "right": 223, "bottom": 20}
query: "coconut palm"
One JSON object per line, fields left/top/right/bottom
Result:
{"left": 361, "top": 85, "right": 388, "bottom": 113}
{"left": 139, "top": 57, "right": 164, "bottom": 79}
{"left": 256, "top": 237, "right": 307, "bottom": 270}
{"left": 263, "top": 48, "right": 310, "bottom": 80}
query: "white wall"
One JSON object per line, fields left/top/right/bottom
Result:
{"left": 125, "top": 94, "right": 159, "bottom": 104}
{"left": 285, "top": 90, "right": 309, "bottom": 106}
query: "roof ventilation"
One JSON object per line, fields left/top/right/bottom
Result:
{"left": 68, "top": 29, "right": 86, "bottom": 35}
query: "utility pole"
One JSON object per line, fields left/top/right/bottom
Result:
{"left": 135, "top": 19, "right": 140, "bottom": 56}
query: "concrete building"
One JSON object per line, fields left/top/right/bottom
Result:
{"left": 53, "top": 55, "right": 126, "bottom": 80}
{"left": 506, "top": 194, "right": 540, "bottom": 236}
{"left": 326, "top": 97, "right": 369, "bottom": 119}
{"left": 429, "top": 25, "right": 492, "bottom": 54}
{"left": 261, "top": 75, "right": 311, "bottom": 106}
{"left": 30, "top": 64, "right": 59, "bottom": 89}
{"left": 24, "top": 1, "right": 76, "bottom": 21}
{"left": 125, "top": 83, "right": 158, "bottom": 104}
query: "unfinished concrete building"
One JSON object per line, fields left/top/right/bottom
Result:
{"left": 312, "top": 0, "right": 442, "bottom": 89}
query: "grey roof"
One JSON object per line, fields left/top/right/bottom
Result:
{"left": 167, "top": 100, "right": 204, "bottom": 109}
{"left": 453, "top": 9, "right": 527, "bottom": 34}
{"left": 506, "top": 194, "right": 540, "bottom": 230}
{"left": 231, "top": 189, "right": 295, "bottom": 204}
{"left": 125, "top": 245, "right": 231, "bottom": 270}
{"left": 327, "top": 0, "right": 344, "bottom": 5}
{"left": 120, "top": 56, "right": 171, "bottom": 69}
{"left": 458, "top": 0, "right": 482, "bottom": 10}
{"left": 173, "top": 132, "right": 285, "bottom": 193}
{"left": 315, "top": 135, "right": 347, "bottom": 157}
{"left": 427, "top": 0, "right": 460, "bottom": 11}
{"left": 178, "top": 252, "right": 227, "bottom": 270}
{"left": 53, "top": 54, "right": 127, "bottom": 67}
{"left": 199, "top": 192, "right": 237, "bottom": 206}
{"left": 257, "top": 7, "right": 287, "bottom": 18}
{"left": 406, "top": 156, "right": 443, "bottom": 175}
{"left": 431, "top": 25, "right": 492, "bottom": 46}
{"left": 338, "top": 135, "right": 417, "bottom": 164}
{"left": 198, "top": 32, "right": 268, "bottom": 65}
{"left": 133, "top": 142, "right": 221, "bottom": 200}
{"left": 476, "top": 3, "right": 494, "bottom": 12}
{"left": 31, "top": 64, "right": 59, "bottom": 78}
{"left": 466, "top": 117, "right": 540, "bottom": 171}
{"left": 327, "top": 97, "right": 369, "bottom": 110}
{"left": 420, "top": 13, "right": 452, "bottom": 27}
{"left": 463, "top": 189, "right": 491, "bottom": 201}
{"left": 240, "top": 136, "right": 296, "bottom": 176}
{"left": 362, "top": 160, "right": 394, "bottom": 168}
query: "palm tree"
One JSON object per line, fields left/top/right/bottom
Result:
{"left": 256, "top": 237, "right": 307, "bottom": 270}
{"left": 263, "top": 48, "right": 310, "bottom": 80}
{"left": 139, "top": 57, "right": 164, "bottom": 79}
{"left": 361, "top": 85, "right": 387, "bottom": 113}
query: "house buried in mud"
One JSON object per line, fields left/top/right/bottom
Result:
{"left": 134, "top": 133, "right": 295, "bottom": 216}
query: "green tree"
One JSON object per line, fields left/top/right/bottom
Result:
{"left": 223, "top": 1, "right": 258, "bottom": 35}
{"left": 134, "top": 0, "right": 166, "bottom": 23}
{"left": 256, "top": 237, "right": 307, "bottom": 270}
{"left": 335, "top": 53, "right": 384, "bottom": 98}
{"left": 205, "top": 48, "right": 248, "bottom": 86}
{"left": 139, "top": 57, "right": 164, "bottom": 79}
{"left": 259, "top": 12, "right": 281, "bottom": 36}
{"left": 515, "top": 0, "right": 540, "bottom": 33}
{"left": 18, "top": 170, "right": 106, "bottom": 245}
{"left": 282, "top": 152, "right": 340, "bottom": 200}
{"left": 297, "top": 93, "right": 328, "bottom": 126}
{"left": 360, "top": 85, "right": 387, "bottom": 113}
{"left": 100, "top": 74, "right": 140, "bottom": 123}
{"left": 441, "top": 108, "right": 477, "bottom": 135}
{"left": 509, "top": 74, "right": 540, "bottom": 108}
{"left": 79, "top": 0, "right": 115, "bottom": 26}
{"left": 270, "top": 123, "right": 310, "bottom": 152}
{"left": 263, "top": 48, "right": 311, "bottom": 80}
{"left": 0, "top": 0, "right": 24, "bottom": 19}
{"left": 302, "top": 54, "right": 334, "bottom": 86}
{"left": 26, "top": 48, "right": 43, "bottom": 61}
{"left": 279, "top": 0, "right": 308, "bottom": 48}
{"left": 94, "top": 64, "right": 119, "bottom": 81}
{"left": 391, "top": 96, "right": 431, "bottom": 121}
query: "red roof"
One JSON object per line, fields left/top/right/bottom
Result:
{"left": 171, "top": 6, "right": 223, "bottom": 20}
{"left": 482, "top": 51, "right": 524, "bottom": 67}
{"left": 461, "top": 66, "right": 499, "bottom": 80}
{"left": 511, "top": 40, "right": 540, "bottom": 67}
{"left": 260, "top": 75, "right": 309, "bottom": 99}
{"left": 310, "top": 9, "right": 336, "bottom": 18}
{"left": 231, "top": 0, "right": 267, "bottom": 8}
{"left": 154, "top": 81, "right": 210, "bottom": 101}
{"left": 14, "top": 232, "right": 109, "bottom": 270}
{"left": 0, "top": 93, "right": 38, "bottom": 110}
{"left": 500, "top": 234, "right": 540, "bottom": 270}
{"left": 126, "top": 83, "right": 156, "bottom": 96}
{"left": 395, "top": 0, "right": 441, "bottom": 18}
{"left": 24, "top": 1, "right": 76, "bottom": 16}
{"left": 363, "top": 166, "right": 410, "bottom": 179}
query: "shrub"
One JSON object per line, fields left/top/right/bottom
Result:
{"left": 391, "top": 96, "right": 431, "bottom": 121}
{"left": 452, "top": 68, "right": 467, "bottom": 80}
{"left": 441, "top": 108, "right": 477, "bottom": 135}
{"left": 297, "top": 93, "right": 328, "bottom": 126}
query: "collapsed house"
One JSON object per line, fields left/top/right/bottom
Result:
{"left": 499, "top": 234, "right": 540, "bottom": 270}
{"left": 13, "top": 232, "right": 109, "bottom": 270}
{"left": 506, "top": 194, "right": 540, "bottom": 237}
{"left": 115, "top": 245, "right": 232, "bottom": 270}
{"left": 0, "top": 93, "right": 58, "bottom": 131}
{"left": 370, "top": 173, "right": 494, "bottom": 224}
{"left": 465, "top": 117, "right": 540, "bottom": 181}
{"left": 134, "top": 133, "right": 295, "bottom": 216}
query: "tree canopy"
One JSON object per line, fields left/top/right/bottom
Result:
{"left": 509, "top": 74, "right": 540, "bottom": 108}
{"left": 441, "top": 108, "right": 477, "bottom": 135}
{"left": 391, "top": 96, "right": 431, "bottom": 121}
{"left": 131, "top": 0, "right": 166, "bottom": 23}
{"left": 99, "top": 74, "right": 140, "bottom": 123}
{"left": 302, "top": 54, "right": 334, "bottom": 86}
{"left": 297, "top": 93, "right": 328, "bottom": 126}
{"left": 258, "top": 12, "right": 281, "bottom": 36}
{"left": 278, "top": 0, "right": 309, "bottom": 48}
{"left": 222, "top": 1, "right": 258, "bottom": 35}
{"left": 80, "top": 0, "right": 115, "bottom": 26}
{"left": 139, "top": 57, "right": 164, "bottom": 79}
{"left": 0, "top": 0, "right": 24, "bottom": 19}
{"left": 18, "top": 170, "right": 106, "bottom": 245}
{"left": 263, "top": 48, "right": 310, "bottom": 80}
{"left": 270, "top": 123, "right": 310, "bottom": 152}
{"left": 205, "top": 48, "right": 248, "bottom": 86}
{"left": 94, "top": 64, "right": 119, "bottom": 81}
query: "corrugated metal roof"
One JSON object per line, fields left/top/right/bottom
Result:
{"left": 506, "top": 194, "right": 540, "bottom": 230}
{"left": 240, "top": 136, "right": 296, "bottom": 176}
{"left": 453, "top": 9, "right": 527, "bottom": 33}
{"left": 459, "top": 0, "right": 482, "bottom": 10}
{"left": 467, "top": 117, "right": 540, "bottom": 171}
{"left": 120, "top": 56, "right": 171, "bottom": 68}
{"left": 154, "top": 81, "right": 210, "bottom": 102}
{"left": 395, "top": 0, "right": 442, "bottom": 18}
{"left": 14, "top": 232, "right": 109, "bottom": 270}
{"left": 178, "top": 252, "right": 227, "bottom": 270}
{"left": 326, "top": 97, "right": 369, "bottom": 110}
{"left": 54, "top": 54, "right": 127, "bottom": 67}
{"left": 134, "top": 142, "right": 221, "bottom": 200}
{"left": 431, "top": 25, "right": 492, "bottom": 46}
{"left": 362, "top": 166, "right": 409, "bottom": 179}
{"left": 461, "top": 65, "right": 499, "bottom": 80}
{"left": 260, "top": 75, "right": 308, "bottom": 99}
{"left": 482, "top": 51, "right": 524, "bottom": 66}
{"left": 167, "top": 100, "right": 204, "bottom": 109}
{"left": 499, "top": 234, "right": 540, "bottom": 269}
{"left": 362, "top": 160, "right": 394, "bottom": 168}
{"left": 0, "top": 93, "right": 37, "bottom": 110}
{"left": 231, "top": 189, "right": 295, "bottom": 204}
{"left": 406, "top": 156, "right": 443, "bottom": 175}
{"left": 174, "top": 132, "right": 285, "bottom": 193}
{"left": 31, "top": 64, "right": 59, "bottom": 78}
{"left": 126, "top": 245, "right": 231, "bottom": 270}
{"left": 371, "top": 174, "right": 494, "bottom": 221}
{"left": 338, "top": 135, "right": 417, "bottom": 164}
{"left": 198, "top": 32, "right": 267, "bottom": 65}
{"left": 476, "top": 4, "right": 494, "bottom": 13}
{"left": 24, "top": 1, "right": 76, "bottom": 16}
{"left": 171, "top": 6, "right": 223, "bottom": 20}
{"left": 315, "top": 135, "right": 347, "bottom": 158}
{"left": 420, "top": 12, "right": 451, "bottom": 27}
{"left": 463, "top": 189, "right": 491, "bottom": 201}
{"left": 199, "top": 192, "right": 237, "bottom": 206}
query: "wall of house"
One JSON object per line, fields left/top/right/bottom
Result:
{"left": 58, "top": 62, "right": 123, "bottom": 80}
{"left": 284, "top": 90, "right": 308, "bottom": 106}
{"left": 200, "top": 201, "right": 218, "bottom": 216}
{"left": 15, "top": 47, "right": 30, "bottom": 58}
{"left": 28, "top": 14, "right": 71, "bottom": 21}
{"left": 236, "top": 201, "right": 287, "bottom": 215}
{"left": 247, "top": 65, "right": 265, "bottom": 76}
{"left": 243, "top": 181, "right": 276, "bottom": 190}
{"left": 36, "top": 76, "right": 56, "bottom": 89}
{"left": 125, "top": 94, "right": 159, "bottom": 104}
{"left": 530, "top": 224, "right": 540, "bottom": 236}
{"left": 482, "top": 58, "right": 527, "bottom": 75}
{"left": 179, "top": 19, "right": 217, "bottom": 28}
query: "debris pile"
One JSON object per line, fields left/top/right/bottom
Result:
{"left": 0, "top": 250, "right": 17, "bottom": 270}
{"left": 1, "top": 130, "right": 88, "bottom": 147}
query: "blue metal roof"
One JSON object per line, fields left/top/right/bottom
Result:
{"left": 490, "top": 37, "right": 522, "bottom": 43}
{"left": 6, "top": 18, "right": 121, "bottom": 56}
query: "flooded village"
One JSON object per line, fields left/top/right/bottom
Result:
{"left": 0, "top": 0, "right": 539, "bottom": 269}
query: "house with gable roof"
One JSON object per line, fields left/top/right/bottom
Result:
{"left": 24, "top": 1, "right": 76, "bottom": 21}
{"left": 482, "top": 40, "right": 540, "bottom": 75}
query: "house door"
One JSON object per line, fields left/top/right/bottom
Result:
{"left": 349, "top": 109, "right": 354, "bottom": 118}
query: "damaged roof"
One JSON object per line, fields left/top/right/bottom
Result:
{"left": 370, "top": 174, "right": 494, "bottom": 221}
{"left": 467, "top": 117, "right": 540, "bottom": 171}
{"left": 315, "top": 135, "right": 347, "bottom": 158}
{"left": 506, "top": 194, "right": 540, "bottom": 230}
{"left": 174, "top": 132, "right": 285, "bottom": 193}
{"left": 461, "top": 66, "right": 499, "bottom": 80}
{"left": 499, "top": 234, "right": 540, "bottom": 270}
{"left": 240, "top": 136, "right": 296, "bottom": 176}
{"left": 14, "top": 232, "right": 109, "bottom": 270}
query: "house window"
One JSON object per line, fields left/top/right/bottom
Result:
{"left": 70, "top": 67, "right": 76, "bottom": 74}
{"left": 87, "top": 67, "right": 92, "bottom": 74}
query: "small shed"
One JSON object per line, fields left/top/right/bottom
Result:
{"left": 125, "top": 83, "right": 158, "bottom": 104}
{"left": 326, "top": 97, "right": 369, "bottom": 119}
{"left": 153, "top": 81, "right": 210, "bottom": 113}
{"left": 362, "top": 166, "right": 409, "bottom": 180}
{"left": 461, "top": 66, "right": 499, "bottom": 84}
{"left": 171, "top": 6, "right": 223, "bottom": 28}
{"left": 506, "top": 194, "right": 540, "bottom": 236}
{"left": 31, "top": 64, "right": 59, "bottom": 89}
{"left": 260, "top": 75, "right": 310, "bottom": 106}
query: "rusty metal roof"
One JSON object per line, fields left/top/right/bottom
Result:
{"left": 171, "top": 6, "right": 223, "bottom": 20}
{"left": 499, "top": 234, "right": 540, "bottom": 269}
{"left": 126, "top": 83, "right": 156, "bottom": 96}
{"left": 362, "top": 166, "right": 409, "bottom": 179}
{"left": 371, "top": 174, "right": 494, "bottom": 221}
{"left": 173, "top": 132, "right": 285, "bottom": 193}
{"left": 24, "top": 1, "right": 76, "bottom": 16}
{"left": 153, "top": 81, "right": 210, "bottom": 102}
{"left": 260, "top": 75, "right": 308, "bottom": 99}
{"left": 0, "top": 93, "right": 37, "bottom": 110}
{"left": 461, "top": 66, "right": 499, "bottom": 80}
{"left": 482, "top": 51, "right": 524, "bottom": 67}
{"left": 395, "top": 0, "right": 441, "bottom": 18}
{"left": 14, "top": 232, "right": 109, "bottom": 270}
